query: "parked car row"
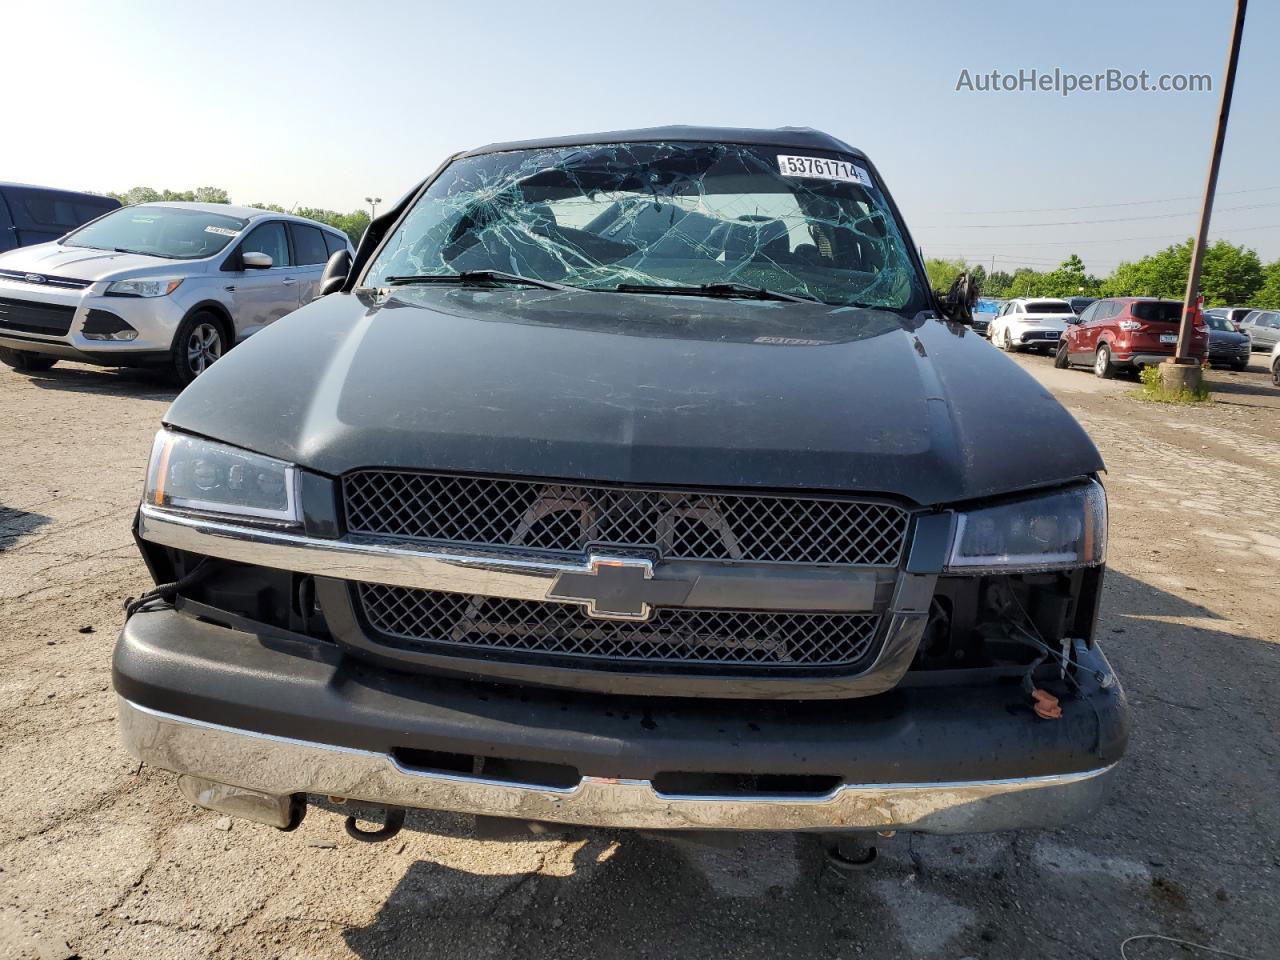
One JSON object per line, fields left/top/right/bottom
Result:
{"left": 1053, "top": 298, "right": 1209, "bottom": 377}
{"left": 977, "top": 289, "right": 1275, "bottom": 380}
{"left": 989, "top": 297, "right": 1077, "bottom": 353}
{"left": 0, "top": 198, "right": 352, "bottom": 383}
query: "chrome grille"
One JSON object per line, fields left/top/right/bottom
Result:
{"left": 0, "top": 269, "right": 92, "bottom": 290}
{"left": 343, "top": 472, "right": 909, "bottom": 566}
{"left": 358, "top": 584, "right": 880, "bottom": 667}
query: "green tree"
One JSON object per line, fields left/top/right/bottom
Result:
{"left": 293, "top": 207, "right": 370, "bottom": 246}
{"left": 987, "top": 270, "right": 1014, "bottom": 296}
{"left": 1255, "top": 261, "right": 1280, "bottom": 309}
{"left": 193, "top": 186, "right": 230, "bottom": 204}
{"left": 1201, "top": 240, "right": 1263, "bottom": 304}
{"left": 1098, "top": 238, "right": 1262, "bottom": 304}
{"left": 923, "top": 257, "right": 969, "bottom": 292}
{"left": 1040, "top": 254, "right": 1100, "bottom": 298}
{"left": 113, "top": 186, "right": 162, "bottom": 206}
{"left": 1005, "top": 267, "right": 1049, "bottom": 297}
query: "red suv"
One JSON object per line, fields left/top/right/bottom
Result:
{"left": 1055, "top": 297, "right": 1208, "bottom": 378}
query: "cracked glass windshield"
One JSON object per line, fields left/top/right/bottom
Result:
{"left": 363, "top": 141, "right": 928, "bottom": 311}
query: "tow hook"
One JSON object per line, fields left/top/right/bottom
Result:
{"left": 344, "top": 806, "right": 406, "bottom": 843}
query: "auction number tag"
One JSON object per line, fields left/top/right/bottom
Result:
{"left": 205, "top": 225, "right": 239, "bottom": 237}
{"left": 777, "top": 155, "right": 872, "bottom": 186}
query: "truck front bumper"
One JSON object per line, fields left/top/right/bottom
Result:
{"left": 114, "top": 607, "right": 1128, "bottom": 835}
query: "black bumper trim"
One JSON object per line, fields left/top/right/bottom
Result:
{"left": 112, "top": 607, "right": 1129, "bottom": 785}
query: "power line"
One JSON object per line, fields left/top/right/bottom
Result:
{"left": 921, "top": 221, "right": 1280, "bottom": 247}
{"left": 944, "top": 184, "right": 1280, "bottom": 216}
{"left": 920, "top": 200, "right": 1280, "bottom": 230}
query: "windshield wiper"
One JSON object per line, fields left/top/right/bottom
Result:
{"left": 614, "top": 282, "right": 816, "bottom": 303}
{"left": 112, "top": 246, "right": 168, "bottom": 258}
{"left": 384, "top": 270, "right": 571, "bottom": 292}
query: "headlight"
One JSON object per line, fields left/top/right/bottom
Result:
{"left": 106, "top": 277, "right": 184, "bottom": 298}
{"left": 144, "top": 430, "right": 300, "bottom": 525}
{"left": 945, "top": 481, "right": 1106, "bottom": 573}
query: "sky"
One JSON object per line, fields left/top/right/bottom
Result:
{"left": 8, "top": 0, "right": 1278, "bottom": 276}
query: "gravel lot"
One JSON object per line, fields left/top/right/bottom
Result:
{"left": 1, "top": 347, "right": 1277, "bottom": 960}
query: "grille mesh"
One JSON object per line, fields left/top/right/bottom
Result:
{"left": 344, "top": 472, "right": 908, "bottom": 566}
{"left": 0, "top": 297, "right": 76, "bottom": 336}
{"left": 358, "top": 584, "right": 880, "bottom": 667}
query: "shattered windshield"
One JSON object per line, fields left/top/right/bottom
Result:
{"left": 362, "top": 142, "right": 928, "bottom": 311}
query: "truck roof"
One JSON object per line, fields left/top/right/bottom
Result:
{"left": 464, "top": 125, "right": 866, "bottom": 159}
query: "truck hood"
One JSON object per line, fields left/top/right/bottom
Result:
{"left": 164, "top": 287, "right": 1104, "bottom": 506}
{"left": 0, "top": 242, "right": 193, "bottom": 282}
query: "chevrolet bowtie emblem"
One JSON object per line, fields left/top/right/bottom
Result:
{"left": 547, "top": 555, "right": 692, "bottom": 622}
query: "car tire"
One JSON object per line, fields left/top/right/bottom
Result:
{"left": 1094, "top": 344, "right": 1116, "bottom": 379}
{"left": 0, "top": 347, "right": 58, "bottom": 373}
{"left": 1054, "top": 341, "right": 1070, "bottom": 369}
{"left": 170, "top": 311, "right": 227, "bottom": 386}
{"left": 1000, "top": 329, "right": 1019, "bottom": 353}
{"left": 1272, "top": 358, "right": 1280, "bottom": 387}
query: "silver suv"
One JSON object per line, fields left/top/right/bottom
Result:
{"left": 0, "top": 202, "right": 352, "bottom": 383}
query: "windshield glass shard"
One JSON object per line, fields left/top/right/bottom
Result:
{"left": 362, "top": 141, "right": 927, "bottom": 313}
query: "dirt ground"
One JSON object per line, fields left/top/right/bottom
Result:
{"left": 1, "top": 346, "right": 1277, "bottom": 960}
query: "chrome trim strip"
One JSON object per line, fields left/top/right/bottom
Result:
{"left": 140, "top": 503, "right": 584, "bottom": 602}
{"left": 119, "top": 698, "right": 1117, "bottom": 834}
{"left": 136, "top": 504, "right": 887, "bottom": 613}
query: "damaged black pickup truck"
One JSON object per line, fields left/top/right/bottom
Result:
{"left": 114, "top": 126, "right": 1127, "bottom": 849}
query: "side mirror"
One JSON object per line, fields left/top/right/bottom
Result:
{"left": 318, "top": 249, "right": 352, "bottom": 298}
{"left": 933, "top": 272, "right": 979, "bottom": 325}
{"left": 242, "top": 251, "right": 273, "bottom": 270}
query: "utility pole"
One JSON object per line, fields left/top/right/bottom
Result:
{"left": 365, "top": 196, "right": 382, "bottom": 220}
{"left": 1167, "top": 0, "right": 1247, "bottom": 393}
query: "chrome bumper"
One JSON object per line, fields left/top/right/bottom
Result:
{"left": 119, "top": 698, "right": 1117, "bottom": 834}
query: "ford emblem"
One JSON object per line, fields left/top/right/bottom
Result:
{"left": 24, "top": 273, "right": 45, "bottom": 284}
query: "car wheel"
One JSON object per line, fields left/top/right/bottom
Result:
{"left": 1000, "top": 329, "right": 1019, "bottom": 353}
{"left": 171, "top": 312, "right": 226, "bottom": 386}
{"left": 0, "top": 347, "right": 58, "bottom": 373}
{"left": 1272, "top": 359, "right": 1280, "bottom": 387}
{"left": 1094, "top": 344, "right": 1116, "bottom": 379}
{"left": 1054, "top": 341, "right": 1070, "bottom": 369}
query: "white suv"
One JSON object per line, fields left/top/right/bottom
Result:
{"left": 990, "top": 297, "right": 1077, "bottom": 354}
{"left": 0, "top": 202, "right": 352, "bottom": 383}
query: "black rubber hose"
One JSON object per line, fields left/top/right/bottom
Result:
{"left": 124, "top": 559, "right": 216, "bottom": 617}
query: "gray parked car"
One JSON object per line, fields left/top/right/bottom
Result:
{"left": 1238, "top": 310, "right": 1280, "bottom": 352}
{"left": 0, "top": 202, "right": 352, "bottom": 383}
